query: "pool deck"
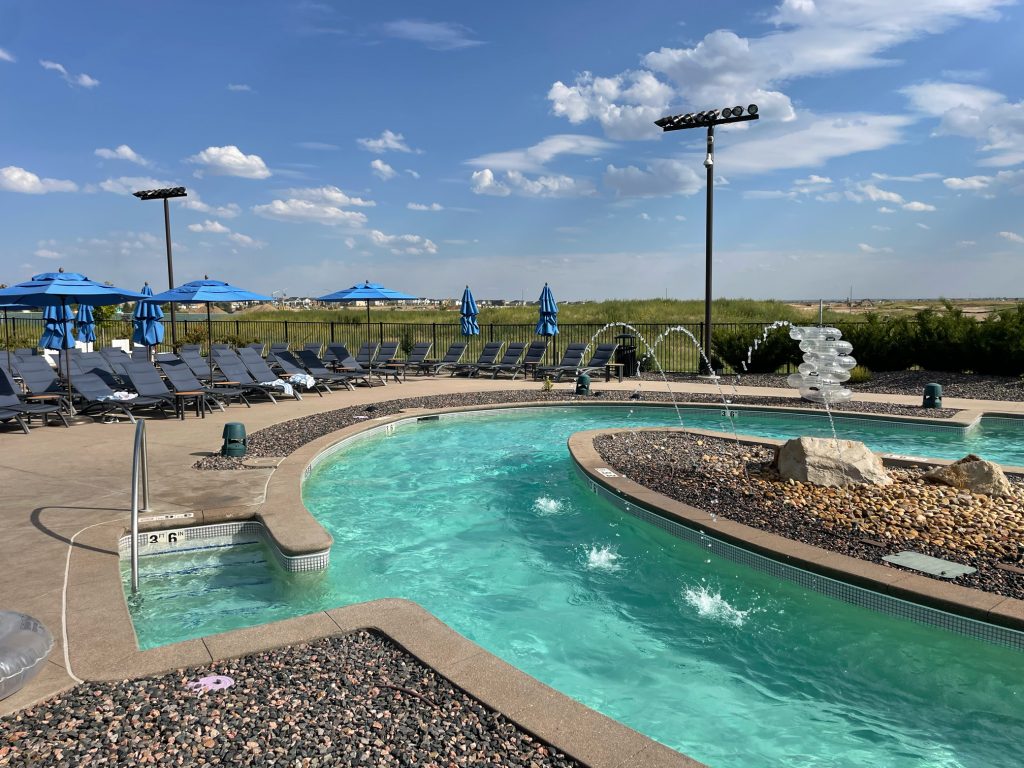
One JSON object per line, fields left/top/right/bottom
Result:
{"left": 2, "top": 375, "right": 1023, "bottom": 766}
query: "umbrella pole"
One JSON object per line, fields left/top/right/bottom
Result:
{"left": 3, "top": 309, "right": 10, "bottom": 376}
{"left": 63, "top": 297, "right": 75, "bottom": 415}
{"left": 207, "top": 303, "right": 214, "bottom": 384}
{"left": 366, "top": 302, "right": 371, "bottom": 347}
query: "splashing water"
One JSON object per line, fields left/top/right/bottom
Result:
{"left": 585, "top": 545, "right": 621, "bottom": 572}
{"left": 682, "top": 585, "right": 750, "bottom": 628}
{"left": 533, "top": 497, "right": 564, "bottom": 516}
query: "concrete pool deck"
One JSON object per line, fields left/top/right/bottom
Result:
{"left": 2, "top": 375, "right": 1023, "bottom": 765}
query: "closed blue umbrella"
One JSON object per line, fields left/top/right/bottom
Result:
{"left": 75, "top": 304, "right": 96, "bottom": 344}
{"left": 40, "top": 304, "right": 75, "bottom": 350}
{"left": 132, "top": 283, "right": 165, "bottom": 347}
{"left": 317, "top": 280, "right": 417, "bottom": 345}
{"left": 459, "top": 285, "right": 480, "bottom": 336}
{"left": 150, "top": 277, "right": 273, "bottom": 382}
{"left": 0, "top": 270, "right": 147, "bottom": 410}
{"left": 536, "top": 283, "right": 559, "bottom": 336}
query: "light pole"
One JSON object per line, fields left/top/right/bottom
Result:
{"left": 655, "top": 104, "right": 759, "bottom": 374}
{"left": 132, "top": 186, "right": 187, "bottom": 347}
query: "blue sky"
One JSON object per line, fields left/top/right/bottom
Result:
{"left": 2, "top": 0, "right": 1024, "bottom": 301}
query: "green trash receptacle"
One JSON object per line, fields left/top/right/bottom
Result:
{"left": 222, "top": 422, "right": 247, "bottom": 457}
{"left": 923, "top": 383, "right": 942, "bottom": 409}
{"left": 575, "top": 373, "right": 591, "bottom": 395}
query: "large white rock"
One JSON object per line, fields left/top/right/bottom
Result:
{"left": 923, "top": 454, "right": 1013, "bottom": 497}
{"left": 776, "top": 436, "right": 892, "bottom": 487}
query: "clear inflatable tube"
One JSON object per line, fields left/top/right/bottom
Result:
{"left": 787, "top": 326, "right": 856, "bottom": 404}
{"left": 0, "top": 611, "right": 54, "bottom": 700}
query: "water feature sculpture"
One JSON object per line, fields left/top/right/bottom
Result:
{"left": 785, "top": 326, "right": 856, "bottom": 404}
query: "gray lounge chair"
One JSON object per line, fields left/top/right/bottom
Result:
{"left": 416, "top": 342, "right": 468, "bottom": 375}
{"left": 476, "top": 342, "right": 526, "bottom": 378}
{"left": 0, "top": 367, "right": 69, "bottom": 428}
{"left": 500, "top": 339, "right": 548, "bottom": 380}
{"left": 296, "top": 348, "right": 376, "bottom": 388}
{"left": 236, "top": 347, "right": 302, "bottom": 400}
{"left": 533, "top": 343, "right": 589, "bottom": 380}
{"left": 210, "top": 349, "right": 283, "bottom": 403}
{"left": 74, "top": 372, "right": 172, "bottom": 423}
{"left": 449, "top": 342, "right": 503, "bottom": 377}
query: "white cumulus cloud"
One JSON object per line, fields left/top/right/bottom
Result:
{"left": 470, "top": 169, "right": 509, "bottom": 196}
{"left": 470, "top": 169, "right": 593, "bottom": 198}
{"left": 253, "top": 198, "right": 368, "bottom": 226}
{"left": 284, "top": 186, "right": 375, "bottom": 207}
{"left": 189, "top": 145, "right": 271, "bottom": 179}
{"left": 40, "top": 59, "right": 99, "bottom": 88}
{"left": 999, "top": 231, "right": 1024, "bottom": 244}
{"left": 187, "top": 220, "right": 230, "bottom": 234}
{"left": 98, "top": 176, "right": 176, "bottom": 195}
{"left": 370, "top": 159, "right": 397, "bottom": 180}
{"left": 380, "top": 19, "right": 483, "bottom": 50}
{"left": 95, "top": 145, "right": 149, "bottom": 166}
{"left": 0, "top": 48, "right": 14, "bottom": 63}
{"left": 603, "top": 159, "right": 702, "bottom": 197}
{"left": 467, "top": 134, "right": 614, "bottom": 174}
{"left": 902, "top": 201, "right": 936, "bottom": 212}
{"left": 0, "top": 166, "right": 77, "bottom": 194}
{"left": 368, "top": 229, "right": 438, "bottom": 255}
{"left": 181, "top": 192, "right": 241, "bottom": 218}
{"left": 357, "top": 129, "right": 419, "bottom": 154}
{"left": 407, "top": 202, "right": 443, "bottom": 211}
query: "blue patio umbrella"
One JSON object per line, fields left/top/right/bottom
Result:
{"left": 75, "top": 304, "right": 96, "bottom": 344}
{"left": 536, "top": 283, "right": 559, "bottom": 336}
{"left": 40, "top": 304, "right": 75, "bottom": 351}
{"left": 317, "top": 280, "right": 417, "bottom": 345}
{"left": 131, "top": 282, "right": 165, "bottom": 348}
{"left": 150, "top": 277, "right": 273, "bottom": 382}
{"left": 459, "top": 285, "right": 480, "bottom": 336}
{"left": 0, "top": 269, "right": 148, "bottom": 411}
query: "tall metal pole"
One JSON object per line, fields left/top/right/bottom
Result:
{"left": 703, "top": 126, "right": 715, "bottom": 374}
{"left": 163, "top": 198, "right": 177, "bottom": 347}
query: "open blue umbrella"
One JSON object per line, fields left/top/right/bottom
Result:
{"left": 131, "top": 283, "right": 165, "bottom": 348}
{"left": 150, "top": 277, "right": 273, "bottom": 382}
{"left": 536, "top": 283, "right": 559, "bottom": 336}
{"left": 0, "top": 269, "right": 147, "bottom": 411}
{"left": 75, "top": 304, "right": 96, "bottom": 345}
{"left": 459, "top": 285, "right": 480, "bottom": 336}
{"left": 40, "top": 304, "right": 75, "bottom": 351}
{"left": 318, "top": 280, "right": 417, "bottom": 345}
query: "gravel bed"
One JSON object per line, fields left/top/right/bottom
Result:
{"left": 197, "top": 388, "right": 957, "bottom": 470}
{"left": 595, "top": 430, "right": 1024, "bottom": 601}
{"left": 698, "top": 370, "right": 1024, "bottom": 401}
{"left": 0, "top": 631, "right": 578, "bottom": 768}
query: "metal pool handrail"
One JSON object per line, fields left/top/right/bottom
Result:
{"left": 130, "top": 419, "right": 150, "bottom": 593}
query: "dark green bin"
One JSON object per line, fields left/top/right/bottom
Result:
{"left": 923, "top": 383, "right": 942, "bottom": 409}
{"left": 221, "top": 422, "right": 247, "bottom": 457}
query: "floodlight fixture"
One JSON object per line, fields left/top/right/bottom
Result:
{"left": 133, "top": 186, "right": 188, "bottom": 346}
{"left": 654, "top": 103, "right": 761, "bottom": 374}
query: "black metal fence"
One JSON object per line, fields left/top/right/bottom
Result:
{"left": 3, "top": 317, "right": 821, "bottom": 373}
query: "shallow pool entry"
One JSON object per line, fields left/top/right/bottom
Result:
{"left": 127, "top": 406, "right": 1024, "bottom": 767}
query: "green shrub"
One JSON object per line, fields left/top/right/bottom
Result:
{"left": 837, "top": 314, "right": 916, "bottom": 371}
{"left": 174, "top": 327, "right": 257, "bottom": 352}
{"left": 711, "top": 325, "right": 798, "bottom": 374}
{"left": 847, "top": 365, "right": 872, "bottom": 384}
{"left": 974, "top": 305, "right": 1024, "bottom": 375}
{"left": 398, "top": 327, "right": 416, "bottom": 356}
{"left": 914, "top": 302, "right": 976, "bottom": 372}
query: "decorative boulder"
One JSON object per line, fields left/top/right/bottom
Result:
{"left": 923, "top": 454, "right": 1013, "bottom": 497}
{"left": 776, "top": 436, "right": 892, "bottom": 487}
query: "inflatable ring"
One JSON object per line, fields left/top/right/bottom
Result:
{"left": 0, "top": 611, "right": 54, "bottom": 701}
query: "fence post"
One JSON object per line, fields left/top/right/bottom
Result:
{"left": 489, "top": 323, "right": 494, "bottom": 342}
{"left": 432, "top": 323, "right": 437, "bottom": 357}
{"left": 379, "top": 321, "right": 384, "bottom": 345}
{"left": 330, "top": 322, "right": 336, "bottom": 343}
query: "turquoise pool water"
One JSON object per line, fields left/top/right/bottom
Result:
{"left": 127, "top": 406, "right": 1024, "bottom": 767}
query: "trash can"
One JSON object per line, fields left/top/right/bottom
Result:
{"left": 923, "top": 383, "right": 942, "bottom": 409}
{"left": 221, "top": 422, "right": 247, "bottom": 457}
{"left": 615, "top": 334, "right": 639, "bottom": 377}
{"left": 575, "top": 372, "right": 591, "bottom": 395}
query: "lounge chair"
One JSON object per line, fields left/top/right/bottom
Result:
{"left": 303, "top": 342, "right": 324, "bottom": 358}
{"left": 355, "top": 342, "right": 379, "bottom": 367}
{"left": 123, "top": 361, "right": 184, "bottom": 407}
{"left": 179, "top": 346, "right": 223, "bottom": 384}
{"left": 0, "top": 406, "right": 28, "bottom": 433}
{"left": 160, "top": 358, "right": 252, "bottom": 410}
{"left": 296, "top": 348, "right": 377, "bottom": 388}
{"left": 0, "top": 367, "right": 69, "bottom": 428}
{"left": 13, "top": 354, "right": 68, "bottom": 406}
{"left": 209, "top": 349, "right": 283, "bottom": 403}
{"left": 236, "top": 347, "right": 303, "bottom": 400}
{"left": 415, "top": 342, "right": 468, "bottom": 376}
{"left": 570, "top": 343, "right": 620, "bottom": 381}
{"left": 247, "top": 342, "right": 266, "bottom": 356}
{"left": 99, "top": 346, "right": 132, "bottom": 375}
{"left": 73, "top": 372, "right": 172, "bottom": 423}
{"left": 68, "top": 354, "right": 125, "bottom": 391}
{"left": 383, "top": 342, "right": 432, "bottom": 379}
{"left": 476, "top": 342, "right": 526, "bottom": 379}
{"left": 269, "top": 350, "right": 332, "bottom": 396}
{"left": 448, "top": 342, "right": 503, "bottom": 377}
{"left": 533, "top": 343, "right": 589, "bottom": 380}
{"left": 130, "top": 347, "right": 151, "bottom": 360}
{"left": 500, "top": 339, "right": 549, "bottom": 380}
{"left": 267, "top": 343, "right": 289, "bottom": 363}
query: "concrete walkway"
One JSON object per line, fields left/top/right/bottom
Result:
{"left": 1, "top": 376, "right": 1021, "bottom": 717}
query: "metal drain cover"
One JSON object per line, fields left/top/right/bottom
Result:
{"left": 882, "top": 551, "right": 977, "bottom": 578}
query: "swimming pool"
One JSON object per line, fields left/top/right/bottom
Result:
{"left": 126, "top": 406, "right": 1024, "bottom": 767}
